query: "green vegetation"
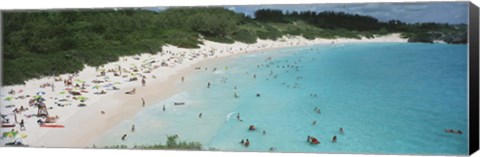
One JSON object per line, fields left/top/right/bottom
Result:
{"left": 2, "top": 7, "right": 467, "bottom": 85}
{"left": 103, "top": 135, "right": 203, "bottom": 150}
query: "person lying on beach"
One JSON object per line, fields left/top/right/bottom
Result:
{"left": 125, "top": 88, "right": 136, "bottom": 95}
{"left": 37, "top": 119, "right": 44, "bottom": 125}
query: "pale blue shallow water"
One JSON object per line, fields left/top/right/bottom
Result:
{"left": 95, "top": 43, "right": 468, "bottom": 155}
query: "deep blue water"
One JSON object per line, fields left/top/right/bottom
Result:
{"left": 96, "top": 43, "right": 468, "bottom": 155}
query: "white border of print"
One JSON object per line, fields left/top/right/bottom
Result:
{"left": 0, "top": 0, "right": 478, "bottom": 157}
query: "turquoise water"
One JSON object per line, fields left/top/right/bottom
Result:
{"left": 96, "top": 43, "right": 468, "bottom": 155}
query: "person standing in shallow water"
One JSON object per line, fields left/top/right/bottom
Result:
{"left": 181, "top": 76, "right": 184, "bottom": 82}
{"left": 163, "top": 105, "right": 166, "bottom": 111}
{"left": 141, "top": 98, "right": 145, "bottom": 107}
{"left": 131, "top": 125, "right": 135, "bottom": 132}
{"left": 121, "top": 134, "right": 127, "bottom": 141}
{"left": 207, "top": 82, "right": 211, "bottom": 88}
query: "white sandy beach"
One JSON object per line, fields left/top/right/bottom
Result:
{"left": 0, "top": 34, "right": 407, "bottom": 147}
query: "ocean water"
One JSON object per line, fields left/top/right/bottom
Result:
{"left": 95, "top": 43, "right": 468, "bottom": 155}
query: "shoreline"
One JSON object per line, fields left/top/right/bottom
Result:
{"left": 0, "top": 34, "right": 408, "bottom": 147}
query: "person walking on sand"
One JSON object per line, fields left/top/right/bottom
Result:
{"left": 142, "top": 98, "right": 145, "bottom": 107}
{"left": 142, "top": 78, "right": 146, "bottom": 87}
{"left": 19, "top": 119, "right": 25, "bottom": 131}
{"left": 181, "top": 76, "right": 185, "bottom": 82}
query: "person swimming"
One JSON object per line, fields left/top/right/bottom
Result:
{"left": 249, "top": 125, "right": 256, "bottom": 131}
{"left": 332, "top": 135, "right": 337, "bottom": 143}
{"left": 199, "top": 113, "right": 203, "bottom": 118}
{"left": 244, "top": 139, "right": 250, "bottom": 147}
{"left": 339, "top": 127, "right": 344, "bottom": 134}
{"left": 256, "top": 93, "right": 261, "bottom": 97}
{"left": 310, "top": 137, "right": 320, "bottom": 144}
{"left": 312, "top": 120, "right": 317, "bottom": 125}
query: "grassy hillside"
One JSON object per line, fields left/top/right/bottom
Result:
{"left": 2, "top": 7, "right": 467, "bottom": 85}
